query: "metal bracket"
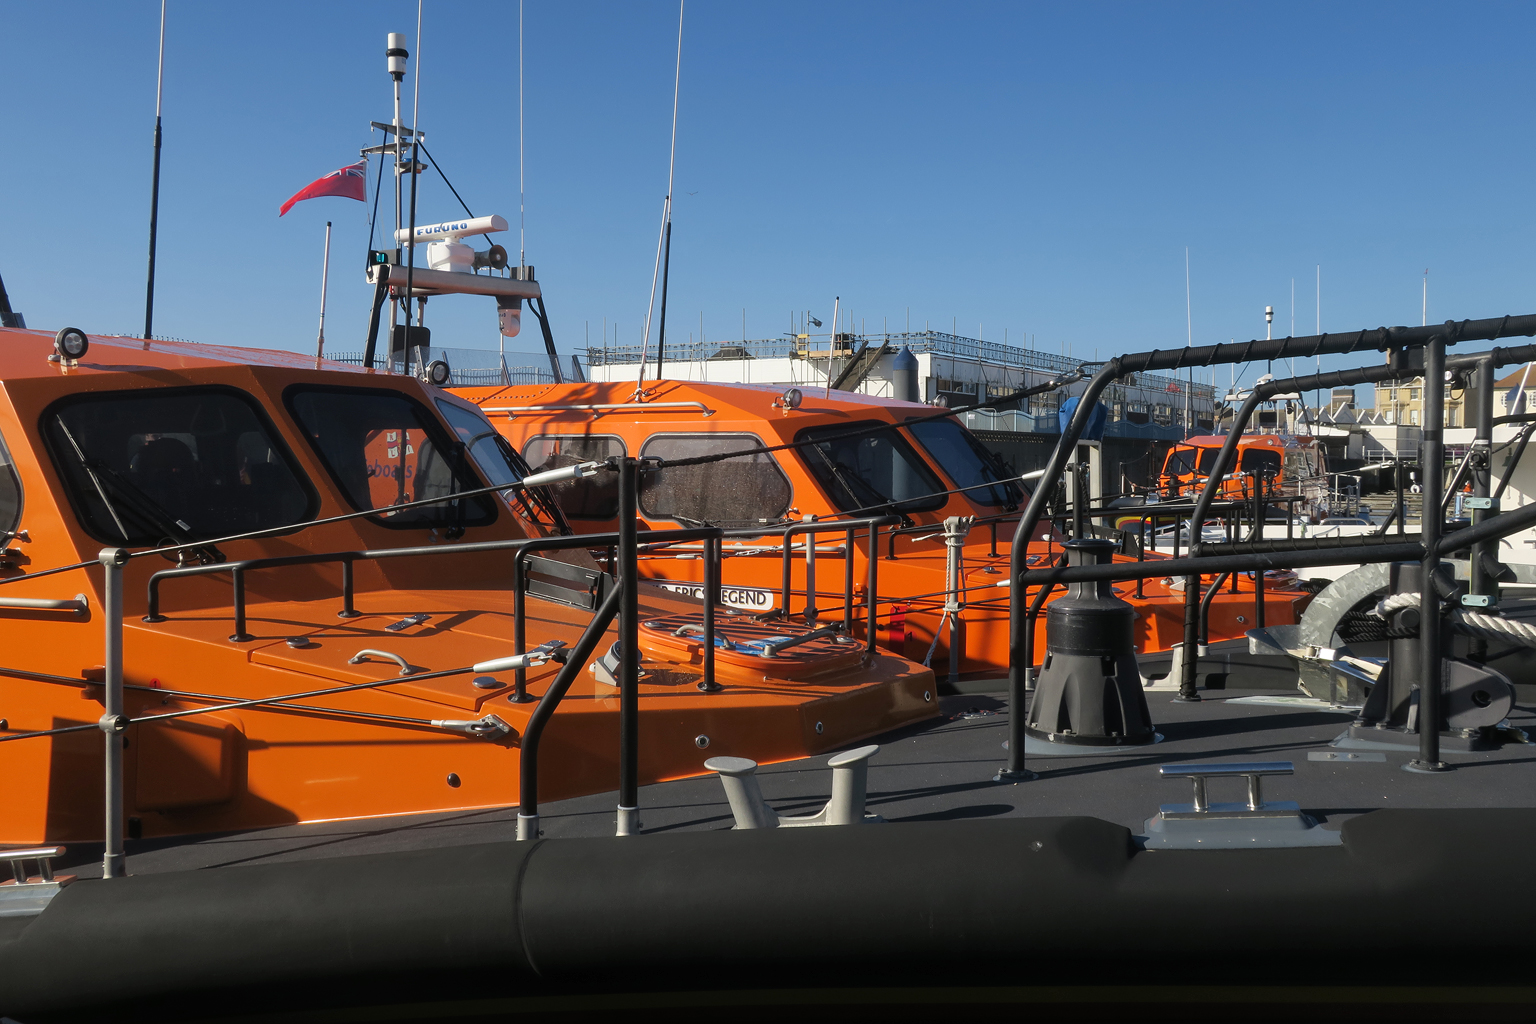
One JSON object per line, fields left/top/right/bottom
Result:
{"left": 1140, "top": 761, "right": 1341, "bottom": 849}
{"left": 1461, "top": 593, "right": 1493, "bottom": 608}
{"left": 1465, "top": 496, "right": 1496, "bottom": 510}
{"left": 589, "top": 641, "right": 646, "bottom": 687}
{"left": 0, "top": 845, "right": 73, "bottom": 918}
{"left": 471, "top": 639, "right": 565, "bottom": 675}
{"left": 430, "top": 713, "right": 514, "bottom": 738}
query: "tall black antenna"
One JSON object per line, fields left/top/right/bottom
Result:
{"left": 635, "top": 1, "right": 685, "bottom": 389}
{"left": 0, "top": 272, "right": 23, "bottom": 329}
{"left": 654, "top": 217, "right": 672, "bottom": 378}
{"left": 142, "top": 0, "right": 167, "bottom": 340}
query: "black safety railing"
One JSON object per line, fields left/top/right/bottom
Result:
{"left": 1002, "top": 314, "right": 1536, "bottom": 782}
{"left": 142, "top": 528, "right": 722, "bottom": 649}
{"left": 616, "top": 515, "right": 903, "bottom": 656}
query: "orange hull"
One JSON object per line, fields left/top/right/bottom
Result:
{"left": 0, "top": 329, "right": 936, "bottom": 843}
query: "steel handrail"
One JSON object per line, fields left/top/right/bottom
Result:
{"left": 714, "top": 516, "right": 900, "bottom": 651}
{"left": 0, "top": 595, "right": 87, "bottom": 616}
{"left": 516, "top": 578, "right": 625, "bottom": 840}
{"left": 143, "top": 527, "right": 723, "bottom": 642}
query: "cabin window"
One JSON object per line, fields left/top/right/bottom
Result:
{"left": 1284, "top": 449, "right": 1313, "bottom": 480}
{"left": 794, "top": 421, "right": 946, "bottom": 515}
{"left": 286, "top": 386, "right": 497, "bottom": 531}
{"left": 638, "top": 433, "right": 791, "bottom": 526}
{"left": 42, "top": 386, "right": 317, "bottom": 546}
{"left": 1239, "top": 449, "right": 1282, "bottom": 477}
{"left": 1163, "top": 446, "right": 1220, "bottom": 478}
{"left": 905, "top": 418, "right": 1022, "bottom": 508}
{"left": 436, "top": 399, "right": 568, "bottom": 533}
{"left": 522, "top": 435, "right": 626, "bottom": 520}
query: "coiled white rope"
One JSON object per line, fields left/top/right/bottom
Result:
{"left": 1457, "top": 609, "right": 1536, "bottom": 648}
{"left": 1373, "top": 592, "right": 1421, "bottom": 618}
{"left": 1369, "top": 591, "right": 1536, "bottom": 649}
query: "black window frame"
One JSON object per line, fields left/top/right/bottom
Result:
{"left": 0, "top": 423, "right": 23, "bottom": 544}
{"left": 283, "top": 384, "right": 497, "bottom": 531}
{"left": 902, "top": 417, "right": 1024, "bottom": 509}
{"left": 434, "top": 397, "right": 570, "bottom": 535}
{"left": 793, "top": 420, "right": 947, "bottom": 515}
{"left": 637, "top": 432, "right": 793, "bottom": 526}
{"left": 40, "top": 383, "right": 320, "bottom": 546}
{"left": 521, "top": 434, "right": 628, "bottom": 521}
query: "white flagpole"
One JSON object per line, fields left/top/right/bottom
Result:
{"left": 316, "top": 221, "right": 332, "bottom": 358}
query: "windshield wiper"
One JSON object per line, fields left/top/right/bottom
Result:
{"left": 89, "top": 466, "right": 225, "bottom": 563}
{"left": 54, "top": 419, "right": 223, "bottom": 562}
{"left": 55, "top": 420, "right": 132, "bottom": 544}
{"left": 806, "top": 446, "right": 913, "bottom": 526}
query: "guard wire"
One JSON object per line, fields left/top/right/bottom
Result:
{"left": 655, "top": 369, "right": 1090, "bottom": 470}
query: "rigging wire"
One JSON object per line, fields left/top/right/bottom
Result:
{"left": 366, "top": 141, "right": 387, "bottom": 251}
{"left": 636, "top": 1, "right": 686, "bottom": 388}
{"left": 519, "top": 0, "right": 525, "bottom": 267}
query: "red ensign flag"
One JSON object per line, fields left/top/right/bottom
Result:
{"left": 279, "top": 159, "right": 368, "bottom": 217}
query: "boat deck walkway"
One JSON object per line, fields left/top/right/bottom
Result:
{"left": 50, "top": 656, "right": 1536, "bottom": 879}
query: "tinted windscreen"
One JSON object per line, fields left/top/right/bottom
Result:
{"left": 1241, "top": 449, "right": 1282, "bottom": 475}
{"left": 795, "top": 421, "right": 945, "bottom": 514}
{"left": 1164, "top": 446, "right": 1220, "bottom": 477}
{"left": 287, "top": 387, "right": 496, "bottom": 530}
{"left": 905, "top": 419, "right": 1022, "bottom": 508}
{"left": 522, "top": 435, "right": 625, "bottom": 519}
{"left": 639, "top": 434, "right": 791, "bottom": 525}
{"left": 436, "top": 399, "right": 567, "bottom": 532}
{"left": 43, "top": 387, "right": 315, "bottom": 545}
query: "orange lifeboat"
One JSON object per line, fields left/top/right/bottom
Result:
{"left": 1155, "top": 433, "right": 1327, "bottom": 508}
{"left": 453, "top": 379, "right": 1312, "bottom": 684}
{"left": 0, "top": 327, "right": 936, "bottom": 845}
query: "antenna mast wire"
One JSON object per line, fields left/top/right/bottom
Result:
{"left": 636, "top": 1, "right": 685, "bottom": 388}
{"left": 520, "top": 0, "right": 526, "bottom": 268}
{"left": 142, "top": 0, "right": 167, "bottom": 342}
{"left": 413, "top": 1, "right": 423, "bottom": 132}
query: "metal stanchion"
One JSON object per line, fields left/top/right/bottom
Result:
{"left": 1409, "top": 335, "right": 1450, "bottom": 774}
{"left": 98, "top": 547, "right": 129, "bottom": 878}
{"left": 943, "top": 516, "right": 971, "bottom": 684}
{"left": 616, "top": 458, "right": 643, "bottom": 832}
{"left": 803, "top": 514, "right": 818, "bottom": 623}
{"left": 699, "top": 535, "right": 720, "bottom": 693}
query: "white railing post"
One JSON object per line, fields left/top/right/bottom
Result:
{"left": 98, "top": 547, "right": 129, "bottom": 879}
{"left": 943, "top": 516, "right": 972, "bottom": 682}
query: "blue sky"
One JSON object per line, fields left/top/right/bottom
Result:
{"left": 2, "top": 1, "right": 1533, "bottom": 402}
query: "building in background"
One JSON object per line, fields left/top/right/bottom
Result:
{"left": 1371, "top": 376, "right": 1466, "bottom": 427}
{"left": 580, "top": 330, "right": 1216, "bottom": 439}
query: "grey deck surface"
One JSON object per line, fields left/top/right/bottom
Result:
{"left": 53, "top": 667, "right": 1536, "bottom": 880}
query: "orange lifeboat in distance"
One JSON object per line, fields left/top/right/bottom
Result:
{"left": 453, "top": 379, "right": 1313, "bottom": 686}
{"left": 0, "top": 327, "right": 936, "bottom": 845}
{"left": 1156, "top": 433, "right": 1327, "bottom": 510}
